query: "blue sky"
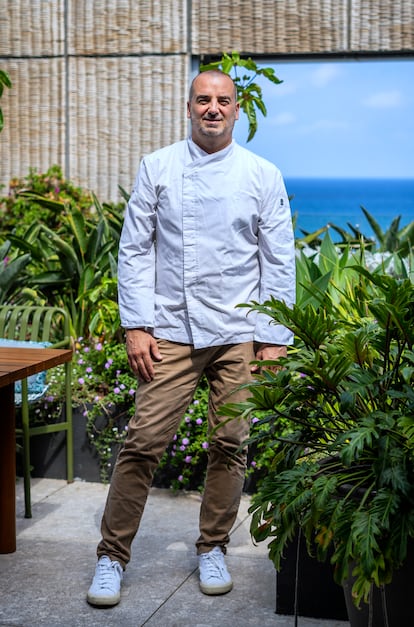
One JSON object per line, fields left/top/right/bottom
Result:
{"left": 233, "top": 59, "right": 414, "bottom": 179}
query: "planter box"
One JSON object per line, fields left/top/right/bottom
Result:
{"left": 276, "top": 531, "right": 348, "bottom": 620}
{"left": 343, "top": 539, "right": 414, "bottom": 627}
{"left": 19, "top": 404, "right": 120, "bottom": 483}
{"left": 26, "top": 407, "right": 101, "bottom": 482}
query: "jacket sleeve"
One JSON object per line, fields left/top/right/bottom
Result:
{"left": 255, "top": 167, "right": 296, "bottom": 345}
{"left": 117, "top": 158, "right": 157, "bottom": 329}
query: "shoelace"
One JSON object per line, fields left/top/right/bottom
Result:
{"left": 96, "top": 560, "right": 120, "bottom": 589}
{"left": 201, "top": 551, "right": 227, "bottom": 580}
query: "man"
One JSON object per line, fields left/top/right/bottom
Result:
{"left": 87, "top": 69, "right": 295, "bottom": 606}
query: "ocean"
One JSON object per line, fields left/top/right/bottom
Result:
{"left": 285, "top": 178, "right": 414, "bottom": 239}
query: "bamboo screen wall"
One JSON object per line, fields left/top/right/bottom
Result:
{"left": 0, "top": 0, "right": 413, "bottom": 202}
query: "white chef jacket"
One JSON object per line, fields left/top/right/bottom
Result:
{"left": 118, "top": 137, "right": 295, "bottom": 349}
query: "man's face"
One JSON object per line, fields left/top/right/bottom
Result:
{"left": 187, "top": 72, "right": 240, "bottom": 153}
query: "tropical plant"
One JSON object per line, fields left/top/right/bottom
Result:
{"left": 200, "top": 51, "right": 283, "bottom": 141}
{"left": 220, "top": 266, "right": 414, "bottom": 612}
{"left": 360, "top": 205, "right": 414, "bottom": 257}
{"left": 296, "top": 205, "right": 414, "bottom": 262}
{"left": 0, "top": 68, "right": 12, "bottom": 132}
{"left": 296, "top": 230, "right": 413, "bottom": 311}
{"left": 3, "top": 192, "right": 124, "bottom": 338}
{"left": 0, "top": 240, "right": 31, "bottom": 304}
{"left": 82, "top": 277, "right": 122, "bottom": 341}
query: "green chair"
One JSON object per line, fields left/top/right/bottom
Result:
{"left": 0, "top": 305, "right": 73, "bottom": 518}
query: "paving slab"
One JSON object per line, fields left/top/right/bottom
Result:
{"left": 0, "top": 478, "right": 350, "bottom": 627}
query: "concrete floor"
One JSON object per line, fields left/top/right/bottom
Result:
{"left": 0, "top": 478, "right": 350, "bottom": 627}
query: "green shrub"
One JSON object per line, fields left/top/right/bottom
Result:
{"left": 0, "top": 165, "right": 95, "bottom": 236}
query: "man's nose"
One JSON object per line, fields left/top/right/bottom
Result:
{"left": 207, "top": 99, "right": 219, "bottom": 114}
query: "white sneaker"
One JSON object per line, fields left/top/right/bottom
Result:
{"left": 198, "top": 546, "right": 233, "bottom": 595}
{"left": 87, "top": 555, "right": 123, "bottom": 606}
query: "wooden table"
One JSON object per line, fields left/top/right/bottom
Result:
{"left": 0, "top": 346, "right": 73, "bottom": 553}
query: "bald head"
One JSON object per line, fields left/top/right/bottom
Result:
{"left": 189, "top": 70, "right": 237, "bottom": 102}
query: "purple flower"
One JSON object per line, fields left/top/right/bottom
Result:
{"left": 196, "top": 418, "right": 203, "bottom": 425}
{"left": 113, "top": 387, "right": 121, "bottom": 394}
{"left": 78, "top": 377, "right": 85, "bottom": 385}
{"left": 105, "top": 359, "right": 113, "bottom": 369}
{"left": 184, "top": 455, "right": 192, "bottom": 463}
{"left": 178, "top": 475, "right": 184, "bottom": 482}
{"left": 96, "top": 342, "right": 102, "bottom": 351}
{"left": 202, "top": 442, "right": 209, "bottom": 449}
{"left": 120, "top": 383, "right": 126, "bottom": 390}
{"left": 250, "top": 461, "right": 257, "bottom": 468}
{"left": 252, "top": 417, "right": 259, "bottom": 424}
{"left": 185, "top": 416, "right": 191, "bottom": 423}
{"left": 182, "top": 437, "right": 190, "bottom": 446}
{"left": 129, "top": 388, "right": 135, "bottom": 396}
{"left": 193, "top": 400, "right": 199, "bottom": 405}
{"left": 78, "top": 358, "right": 84, "bottom": 365}
{"left": 86, "top": 367, "right": 92, "bottom": 373}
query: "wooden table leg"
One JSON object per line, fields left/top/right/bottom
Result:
{"left": 0, "top": 383, "right": 16, "bottom": 553}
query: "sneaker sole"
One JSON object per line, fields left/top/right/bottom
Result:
{"left": 199, "top": 580, "right": 233, "bottom": 595}
{"left": 86, "top": 591, "right": 121, "bottom": 607}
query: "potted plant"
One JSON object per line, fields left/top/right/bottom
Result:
{"left": 221, "top": 264, "right": 414, "bottom": 626}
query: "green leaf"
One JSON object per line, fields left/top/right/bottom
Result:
{"left": 27, "top": 271, "right": 69, "bottom": 286}
{"left": 67, "top": 209, "right": 88, "bottom": 256}
{"left": 361, "top": 206, "right": 384, "bottom": 243}
{"left": 17, "top": 191, "right": 66, "bottom": 212}
{"left": 40, "top": 224, "right": 81, "bottom": 272}
{"left": 199, "top": 52, "right": 282, "bottom": 141}
{"left": 0, "top": 253, "right": 31, "bottom": 294}
{"left": 118, "top": 185, "right": 130, "bottom": 203}
{"left": 78, "top": 264, "right": 97, "bottom": 295}
{"left": 0, "top": 69, "right": 12, "bottom": 88}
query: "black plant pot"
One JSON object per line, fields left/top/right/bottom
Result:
{"left": 18, "top": 404, "right": 124, "bottom": 483}
{"left": 343, "top": 540, "right": 414, "bottom": 627}
{"left": 276, "top": 531, "right": 348, "bottom": 620}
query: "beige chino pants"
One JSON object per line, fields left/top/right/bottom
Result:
{"left": 97, "top": 339, "right": 255, "bottom": 569}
